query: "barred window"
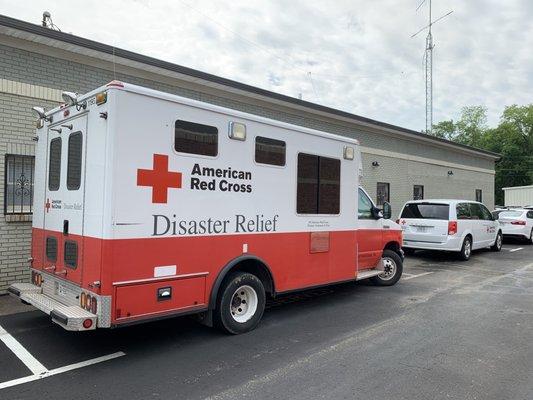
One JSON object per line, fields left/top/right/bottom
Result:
{"left": 64, "top": 241, "right": 78, "bottom": 269}
{"left": 4, "top": 154, "right": 35, "bottom": 215}
{"left": 46, "top": 236, "right": 58, "bottom": 262}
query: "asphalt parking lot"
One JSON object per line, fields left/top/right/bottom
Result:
{"left": 1, "top": 240, "right": 532, "bottom": 400}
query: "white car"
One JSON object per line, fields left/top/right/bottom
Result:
{"left": 398, "top": 199, "right": 502, "bottom": 260}
{"left": 496, "top": 209, "right": 533, "bottom": 244}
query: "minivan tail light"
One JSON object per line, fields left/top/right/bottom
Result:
{"left": 511, "top": 220, "right": 526, "bottom": 225}
{"left": 448, "top": 221, "right": 458, "bottom": 235}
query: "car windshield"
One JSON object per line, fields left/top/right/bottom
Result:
{"left": 400, "top": 203, "right": 450, "bottom": 220}
{"left": 499, "top": 211, "right": 523, "bottom": 219}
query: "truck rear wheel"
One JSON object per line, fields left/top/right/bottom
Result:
{"left": 214, "top": 272, "right": 265, "bottom": 334}
{"left": 370, "top": 249, "right": 403, "bottom": 286}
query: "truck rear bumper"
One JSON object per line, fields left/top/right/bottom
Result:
{"left": 8, "top": 282, "right": 97, "bottom": 331}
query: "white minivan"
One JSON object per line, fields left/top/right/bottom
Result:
{"left": 399, "top": 200, "right": 502, "bottom": 260}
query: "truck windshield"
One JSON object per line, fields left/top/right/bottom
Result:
{"left": 401, "top": 203, "right": 449, "bottom": 220}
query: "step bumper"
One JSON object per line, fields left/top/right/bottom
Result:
{"left": 8, "top": 282, "right": 97, "bottom": 331}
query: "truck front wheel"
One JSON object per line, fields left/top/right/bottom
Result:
{"left": 214, "top": 272, "right": 266, "bottom": 334}
{"left": 370, "top": 249, "right": 403, "bottom": 286}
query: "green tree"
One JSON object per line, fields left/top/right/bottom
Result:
{"left": 432, "top": 104, "right": 533, "bottom": 205}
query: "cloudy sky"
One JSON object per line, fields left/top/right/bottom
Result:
{"left": 2, "top": 0, "right": 532, "bottom": 131}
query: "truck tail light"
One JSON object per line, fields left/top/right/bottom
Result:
{"left": 32, "top": 271, "right": 43, "bottom": 287}
{"left": 83, "top": 319, "right": 93, "bottom": 329}
{"left": 91, "top": 297, "right": 98, "bottom": 314}
{"left": 80, "top": 292, "right": 87, "bottom": 309}
{"left": 448, "top": 221, "right": 458, "bottom": 235}
{"left": 86, "top": 295, "right": 92, "bottom": 311}
{"left": 511, "top": 220, "right": 526, "bottom": 225}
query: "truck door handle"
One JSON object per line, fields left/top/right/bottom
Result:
{"left": 63, "top": 220, "right": 69, "bottom": 235}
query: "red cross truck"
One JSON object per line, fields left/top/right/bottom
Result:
{"left": 9, "top": 82, "right": 404, "bottom": 334}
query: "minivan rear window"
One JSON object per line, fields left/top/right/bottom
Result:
{"left": 499, "top": 211, "right": 523, "bottom": 219}
{"left": 401, "top": 203, "right": 450, "bottom": 220}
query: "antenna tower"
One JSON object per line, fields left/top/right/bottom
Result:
{"left": 412, "top": 1, "right": 452, "bottom": 134}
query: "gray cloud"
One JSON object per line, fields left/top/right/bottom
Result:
{"left": 2, "top": 0, "right": 531, "bottom": 130}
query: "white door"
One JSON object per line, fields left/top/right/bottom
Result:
{"left": 43, "top": 115, "right": 87, "bottom": 283}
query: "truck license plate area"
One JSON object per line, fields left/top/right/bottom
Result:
{"left": 56, "top": 282, "right": 67, "bottom": 297}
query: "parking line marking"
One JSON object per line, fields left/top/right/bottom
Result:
{"left": 0, "top": 323, "right": 125, "bottom": 390}
{"left": 509, "top": 248, "right": 524, "bottom": 252}
{"left": 0, "top": 351, "right": 126, "bottom": 390}
{"left": 403, "top": 272, "right": 433, "bottom": 281}
{"left": 0, "top": 325, "right": 47, "bottom": 375}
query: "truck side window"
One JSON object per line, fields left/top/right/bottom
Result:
{"left": 358, "top": 188, "right": 373, "bottom": 219}
{"left": 255, "top": 136, "right": 286, "bottom": 166}
{"left": 67, "top": 132, "right": 83, "bottom": 190}
{"left": 48, "top": 137, "right": 61, "bottom": 191}
{"left": 174, "top": 120, "right": 218, "bottom": 157}
{"left": 297, "top": 153, "right": 340, "bottom": 215}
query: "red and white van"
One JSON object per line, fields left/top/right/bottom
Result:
{"left": 9, "top": 82, "right": 403, "bottom": 334}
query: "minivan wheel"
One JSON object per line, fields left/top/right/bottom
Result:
{"left": 459, "top": 237, "right": 472, "bottom": 261}
{"left": 214, "top": 272, "right": 265, "bottom": 335}
{"left": 491, "top": 231, "right": 502, "bottom": 251}
{"left": 371, "top": 250, "right": 403, "bottom": 286}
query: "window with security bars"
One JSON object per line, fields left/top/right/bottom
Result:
{"left": 376, "top": 182, "right": 390, "bottom": 206}
{"left": 64, "top": 241, "right": 78, "bottom": 268}
{"left": 46, "top": 236, "right": 58, "bottom": 262}
{"left": 4, "top": 154, "right": 35, "bottom": 215}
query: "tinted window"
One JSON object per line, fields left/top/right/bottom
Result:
{"left": 46, "top": 236, "right": 57, "bottom": 262}
{"left": 64, "top": 241, "right": 78, "bottom": 268}
{"left": 297, "top": 153, "right": 340, "bottom": 214}
{"left": 67, "top": 132, "right": 82, "bottom": 190}
{"left": 527, "top": 211, "right": 533, "bottom": 219}
{"left": 469, "top": 203, "right": 484, "bottom": 220}
{"left": 358, "top": 188, "right": 373, "bottom": 219}
{"left": 255, "top": 136, "right": 286, "bottom": 166}
{"left": 297, "top": 153, "right": 318, "bottom": 214}
{"left": 401, "top": 203, "right": 449, "bottom": 220}
{"left": 48, "top": 138, "right": 61, "bottom": 191}
{"left": 377, "top": 182, "right": 389, "bottom": 206}
{"left": 456, "top": 203, "right": 472, "bottom": 220}
{"left": 174, "top": 120, "right": 218, "bottom": 156}
{"left": 480, "top": 205, "right": 493, "bottom": 220}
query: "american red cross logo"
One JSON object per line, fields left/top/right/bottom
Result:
{"left": 45, "top": 198, "right": 51, "bottom": 213}
{"left": 137, "top": 154, "right": 182, "bottom": 204}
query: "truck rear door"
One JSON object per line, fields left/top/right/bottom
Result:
{"left": 42, "top": 115, "right": 87, "bottom": 285}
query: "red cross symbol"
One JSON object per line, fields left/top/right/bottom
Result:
{"left": 45, "top": 198, "right": 51, "bottom": 213}
{"left": 137, "top": 154, "right": 182, "bottom": 204}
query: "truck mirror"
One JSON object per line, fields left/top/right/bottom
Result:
{"left": 382, "top": 202, "right": 392, "bottom": 220}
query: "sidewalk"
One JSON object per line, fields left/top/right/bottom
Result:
{"left": 0, "top": 294, "right": 35, "bottom": 316}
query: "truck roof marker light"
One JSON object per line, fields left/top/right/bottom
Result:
{"left": 96, "top": 92, "right": 107, "bottom": 105}
{"left": 229, "top": 122, "right": 246, "bottom": 141}
{"left": 344, "top": 146, "right": 354, "bottom": 160}
{"left": 106, "top": 80, "right": 124, "bottom": 88}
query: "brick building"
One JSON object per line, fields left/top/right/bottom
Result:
{"left": 0, "top": 15, "right": 499, "bottom": 293}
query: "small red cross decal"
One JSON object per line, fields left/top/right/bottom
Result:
{"left": 45, "top": 198, "right": 51, "bottom": 213}
{"left": 137, "top": 154, "right": 182, "bottom": 204}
